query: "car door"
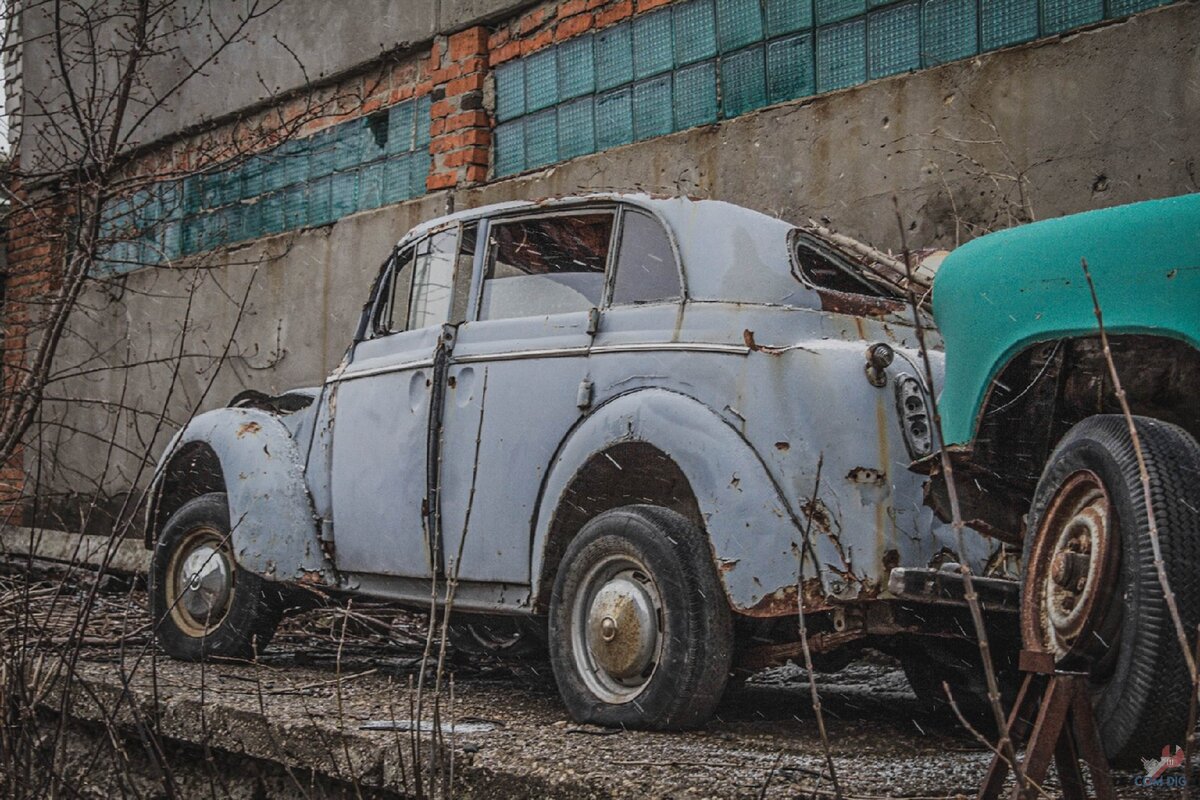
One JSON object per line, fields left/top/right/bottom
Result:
{"left": 439, "top": 207, "right": 615, "bottom": 587}
{"left": 329, "top": 225, "right": 469, "bottom": 579}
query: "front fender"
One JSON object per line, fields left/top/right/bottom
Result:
{"left": 532, "top": 388, "right": 827, "bottom": 615}
{"left": 147, "top": 407, "right": 334, "bottom": 584}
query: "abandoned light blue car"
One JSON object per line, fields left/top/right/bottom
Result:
{"left": 146, "top": 194, "right": 1003, "bottom": 729}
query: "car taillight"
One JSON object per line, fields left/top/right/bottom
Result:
{"left": 895, "top": 374, "right": 932, "bottom": 458}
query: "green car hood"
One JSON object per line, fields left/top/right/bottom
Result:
{"left": 933, "top": 192, "right": 1200, "bottom": 447}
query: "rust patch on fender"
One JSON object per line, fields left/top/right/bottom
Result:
{"left": 846, "top": 466, "right": 886, "bottom": 486}
{"left": 741, "top": 578, "right": 829, "bottom": 618}
{"left": 816, "top": 288, "right": 905, "bottom": 319}
{"left": 800, "top": 498, "right": 833, "bottom": 534}
{"left": 237, "top": 421, "right": 262, "bottom": 438}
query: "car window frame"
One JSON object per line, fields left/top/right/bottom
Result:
{"left": 471, "top": 205, "right": 620, "bottom": 323}
{"left": 788, "top": 229, "right": 903, "bottom": 302}
{"left": 604, "top": 204, "right": 685, "bottom": 307}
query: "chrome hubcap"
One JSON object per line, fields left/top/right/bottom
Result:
{"left": 168, "top": 527, "right": 235, "bottom": 635}
{"left": 572, "top": 556, "right": 663, "bottom": 703}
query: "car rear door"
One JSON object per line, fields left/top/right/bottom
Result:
{"left": 439, "top": 207, "right": 616, "bottom": 588}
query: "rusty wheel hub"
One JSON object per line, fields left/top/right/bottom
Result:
{"left": 1022, "top": 470, "right": 1121, "bottom": 664}
{"left": 572, "top": 556, "right": 663, "bottom": 703}
{"left": 166, "top": 526, "right": 235, "bottom": 637}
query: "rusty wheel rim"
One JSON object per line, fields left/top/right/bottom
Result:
{"left": 571, "top": 554, "right": 664, "bottom": 704}
{"left": 1022, "top": 470, "right": 1121, "bottom": 665}
{"left": 165, "top": 526, "right": 235, "bottom": 638}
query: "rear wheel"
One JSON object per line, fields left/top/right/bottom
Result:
{"left": 548, "top": 505, "right": 733, "bottom": 729}
{"left": 1023, "top": 415, "right": 1200, "bottom": 764}
{"left": 150, "top": 492, "right": 282, "bottom": 661}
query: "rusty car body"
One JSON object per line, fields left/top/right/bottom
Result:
{"left": 146, "top": 193, "right": 1003, "bottom": 728}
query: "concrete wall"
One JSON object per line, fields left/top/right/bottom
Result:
{"left": 13, "top": 0, "right": 533, "bottom": 170}
{"left": 25, "top": 2, "right": 1200, "bottom": 529}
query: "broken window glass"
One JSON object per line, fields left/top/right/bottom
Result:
{"left": 792, "top": 232, "right": 897, "bottom": 299}
{"left": 611, "top": 209, "right": 679, "bottom": 305}
{"left": 374, "top": 245, "right": 415, "bottom": 335}
{"left": 480, "top": 212, "right": 614, "bottom": 321}
{"left": 408, "top": 228, "right": 458, "bottom": 329}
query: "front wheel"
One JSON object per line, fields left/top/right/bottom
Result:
{"left": 1023, "top": 415, "right": 1200, "bottom": 764}
{"left": 150, "top": 492, "right": 282, "bottom": 661}
{"left": 548, "top": 505, "right": 733, "bottom": 729}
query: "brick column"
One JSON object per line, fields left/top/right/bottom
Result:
{"left": 0, "top": 182, "right": 61, "bottom": 519}
{"left": 427, "top": 26, "right": 492, "bottom": 190}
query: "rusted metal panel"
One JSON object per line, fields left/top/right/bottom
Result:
{"left": 148, "top": 407, "right": 333, "bottom": 584}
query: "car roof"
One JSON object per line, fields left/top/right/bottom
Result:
{"left": 396, "top": 193, "right": 814, "bottom": 307}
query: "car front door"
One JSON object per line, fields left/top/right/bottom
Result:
{"left": 329, "top": 225, "right": 470, "bottom": 579}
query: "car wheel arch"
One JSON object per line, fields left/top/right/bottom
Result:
{"left": 529, "top": 387, "right": 803, "bottom": 615}
{"left": 145, "top": 407, "right": 334, "bottom": 586}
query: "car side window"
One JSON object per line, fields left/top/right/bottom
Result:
{"left": 792, "top": 232, "right": 895, "bottom": 299}
{"left": 479, "top": 212, "right": 614, "bottom": 321}
{"left": 611, "top": 209, "right": 679, "bottom": 305}
{"left": 374, "top": 246, "right": 415, "bottom": 335}
{"left": 408, "top": 228, "right": 458, "bottom": 330}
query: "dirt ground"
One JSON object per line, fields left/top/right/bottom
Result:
{"left": 6, "top": 564, "right": 1155, "bottom": 798}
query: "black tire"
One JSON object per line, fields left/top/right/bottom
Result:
{"left": 548, "top": 505, "right": 733, "bottom": 729}
{"left": 150, "top": 492, "right": 283, "bottom": 661}
{"left": 1023, "top": 415, "right": 1200, "bottom": 764}
{"left": 449, "top": 616, "right": 547, "bottom": 660}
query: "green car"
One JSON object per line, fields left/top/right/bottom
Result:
{"left": 928, "top": 192, "right": 1200, "bottom": 764}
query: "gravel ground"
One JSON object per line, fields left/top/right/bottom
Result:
{"left": 6, "top": 565, "right": 1154, "bottom": 797}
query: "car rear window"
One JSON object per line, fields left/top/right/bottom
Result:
{"left": 480, "top": 212, "right": 614, "bottom": 321}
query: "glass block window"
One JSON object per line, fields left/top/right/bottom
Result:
{"left": 96, "top": 97, "right": 432, "bottom": 274}
{"left": 488, "top": 0, "right": 1182, "bottom": 178}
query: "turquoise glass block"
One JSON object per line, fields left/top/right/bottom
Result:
{"left": 412, "top": 150, "right": 431, "bottom": 193}
{"left": 241, "top": 156, "right": 264, "bottom": 199}
{"left": 159, "top": 180, "right": 182, "bottom": 221}
{"left": 921, "top": 0, "right": 977, "bottom": 64}
{"left": 1041, "top": 0, "right": 1101, "bottom": 32}
{"left": 716, "top": 0, "right": 764, "bottom": 51}
{"left": 596, "top": 87, "right": 634, "bottom": 151}
{"left": 387, "top": 101, "right": 415, "bottom": 153}
{"left": 359, "top": 161, "right": 385, "bottom": 209}
{"left": 162, "top": 221, "right": 182, "bottom": 260}
{"left": 633, "top": 9, "right": 674, "bottom": 78}
{"left": 494, "top": 121, "right": 526, "bottom": 177}
{"left": 525, "top": 109, "right": 559, "bottom": 168}
{"left": 414, "top": 96, "right": 433, "bottom": 148}
{"left": 868, "top": 2, "right": 920, "bottom": 78}
{"left": 260, "top": 152, "right": 288, "bottom": 193}
{"left": 382, "top": 154, "right": 413, "bottom": 203}
{"left": 766, "top": 0, "right": 814, "bottom": 36}
{"left": 816, "top": 0, "right": 867, "bottom": 23}
{"left": 595, "top": 23, "right": 634, "bottom": 91}
{"left": 282, "top": 184, "right": 307, "bottom": 229}
{"left": 182, "top": 175, "right": 203, "bottom": 215}
{"left": 816, "top": 18, "right": 866, "bottom": 91}
{"left": 282, "top": 143, "right": 310, "bottom": 187}
{"left": 334, "top": 121, "right": 365, "bottom": 171}
{"left": 632, "top": 74, "right": 672, "bottom": 140}
{"left": 331, "top": 169, "right": 358, "bottom": 219}
{"left": 525, "top": 49, "right": 559, "bottom": 112}
{"left": 308, "top": 130, "right": 337, "bottom": 178}
{"left": 182, "top": 217, "right": 201, "bottom": 254}
{"left": 495, "top": 60, "right": 526, "bottom": 121}
{"left": 558, "top": 35, "right": 596, "bottom": 100}
{"left": 201, "top": 172, "right": 223, "bottom": 209}
{"left": 363, "top": 113, "right": 389, "bottom": 161}
{"left": 217, "top": 166, "right": 241, "bottom": 206}
{"left": 981, "top": 0, "right": 1039, "bottom": 50}
{"left": 673, "top": 60, "right": 718, "bottom": 129}
{"left": 558, "top": 97, "right": 596, "bottom": 160}
{"left": 674, "top": 0, "right": 717, "bottom": 65}
{"left": 239, "top": 199, "right": 262, "bottom": 240}
{"left": 720, "top": 45, "right": 766, "bottom": 117}
{"left": 1108, "top": 0, "right": 1170, "bottom": 14}
{"left": 767, "top": 33, "right": 815, "bottom": 103}
{"left": 131, "top": 188, "right": 156, "bottom": 228}
{"left": 308, "top": 175, "right": 333, "bottom": 226}
{"left": 261, "top": 192, "right": 285, "bottom": 235}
